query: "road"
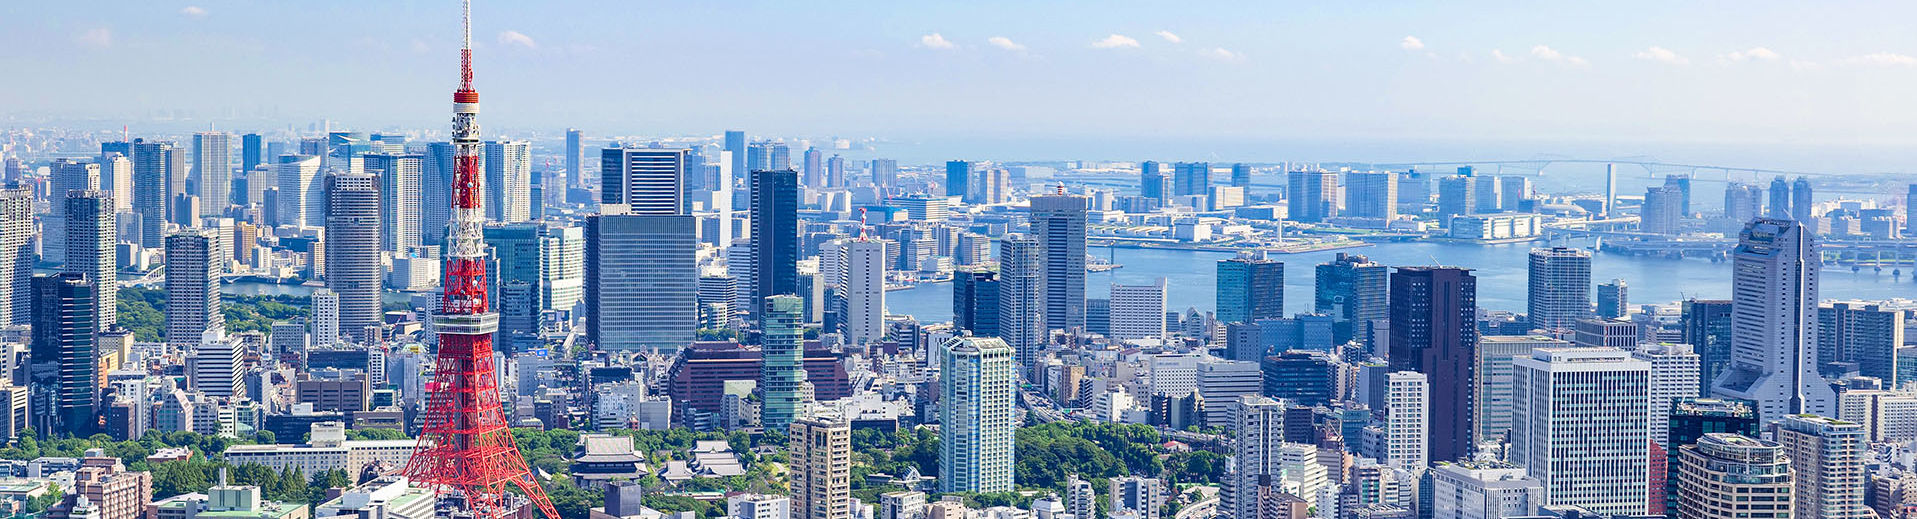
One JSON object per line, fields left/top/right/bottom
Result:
{"left": 1175, "top": 497, "right": 1218, "bottom": 519}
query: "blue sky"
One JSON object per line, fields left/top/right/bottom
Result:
{"left": 9, "top": 2, "right": 1917, "bottom": 166}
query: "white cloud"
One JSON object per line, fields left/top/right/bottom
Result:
{"left": 180, "top": 6, "right": 207, "bottom": 17}
{"left": 1530, "top": 45, "right": 1588, "bottom": 66}
{"left": 1491, "top": 49, "right": 1517, "bottom": 64}
{"left": 410, "top": 39, "right": 432, "bottom": 54}
{"left": 1723, "top": 47, "right": 1781, "bottom": 62}
{"left": 1400, "top": 36, "right": 1424, "bottom": 51}
{"left": 1092, "top": 34, "right": 1140, "bottom": 49}
{"left": 1201, "top": 47, "right": 1244, "bottom": 62}
{"left": 76, "top": 27, "right": 112, "bottom": 49}
{"left": 919, "top": 33, "right": 956, "bottom": 50}
{"left": 1633, "top": 46, "right": 1689, "bottom": 65}
{"left": 1155, "top": 31, "right": 1182, "bottom": 44}
{"left": 497, "top": 30, "right": 537, "bottom": 49}
{"left": 987, "top": 36, "right": 1024, "bottom": 51}
{"left": 1843, "top": 52, "right": 1917, "bottom": 66}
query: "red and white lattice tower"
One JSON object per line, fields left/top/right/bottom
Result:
{"left": 398, "top": 2, "right": 560, "bottom": 518}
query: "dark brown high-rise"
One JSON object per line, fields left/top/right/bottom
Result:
{"left": 1388, "top": 266, "right": 1477, "bottom": 463}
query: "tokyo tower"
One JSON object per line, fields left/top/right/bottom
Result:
{"left": 398, "top": 2, "right": 561, "bottom": 518}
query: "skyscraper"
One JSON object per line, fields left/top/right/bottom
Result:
{"left": 1664, "top": 398, "right": 1760, "bottom": 513}
{"left": 276, "top": 155, "right": 322, "bottom": 227}
{"left": 1499, "top": 176, "right": 1531, "bottom": 210}
{"left": 1674, "top": 434, "right": 1792, "bottom": 519}
{"left": 310, "top": 288, "right": 339, "bottom": 347}
{"left": 1772, "top": 415, "right": 1872, "bottom": 519}
{"left": 1231, "top": 163, "right": 1252, "bottom": 188}
{"left": 1221, "top": 395, "right": 1285, "bottom": 519}
{"left": 1596, "top": 279, "right": 1628, "bottom": 319}
{"left": 31, "top": 273, "right": 97, "bottom": 437}
{"left": 952, "top": 268, "right": 999, "bottom": 337}
{"left": 0, "top": 187, "right": 29, "bottom": 325}
{"left": 1817, "top": 301, "right": 1906, "bottom": 386}
{"left": 1526, "top": 247, "right": 1593, "bottom": 335}
{"left": 1436, "top": 174, "right": 1475, "bottom": 221}
{"left": 187, "top": 330, "right": 243, "bottom": 399}
{"left": 422, "top": 143, "right": 454, "bottom": 245}
{"left": 1768, "top": 177, "right": 1792, "bottom": 219}
{"left": 945, "top": 161, "right": 973, "bottom": 201}
{"left": 485, "top": 140, "right": 531, "bottom": 222}
{"left": 584, "top": 213, "right": 697, "bottom": 350}
{"left": 365, "top": 153, "right": 425, "bottom": 252}
{"left": 133, "top": 140, "right": 184, "bottom": 247}
{"left": 1031, "top": 193, "right": 1088, "bottom": 333}
{"left": 1710, "top": 218, "right": 1834, "bottom": 424}
{"left": 1473, "top": 335, "right": 1573, "bottom": 444}
{"left": 723, "top": 131, "right": 746, "bottom": 186}
{"left": 1287, "top": 170, "right": 1338, "bottom": 223}
{"left": 1723, "top": 182, "right": 1765, "bottom": 224}
{"left": 565, "top": 128, "right": 584, "bottom": 192}
{"left": 750, "top": 169, "right": 800, "bottom": 323}
{"left": 759, "top": 295, "right": 811, "bottom": 431}
{"left": 98, "top": 153, "right": 133, "bottom": 213}
{"left": 323, "top": 173, "right": 382, "bottom": 345}
{"left": 1218, "top": 256, "right": 1284, "bottom": 325}
{"left": 1634, "top": 343, "right": 1702, "bottom": 446}
{"left": 1173, "top": 162, "right": 1210, "bottom": 197}
{"left": 938, "top": 336, "right": 1016, "bottom": 494}
{"left": 1791, "top": 177, "right": 1814, "bottom": 222}
{"left": 1388, "top": 266, "right": 1477, "bottom": 463}
{"left": 45, "top": 159, "right": 100, "bottom": 265}
{"left": 1140, "top": 161, "right": 1169, "bottom": 204}
{"left": 1682, "top": 299, "right": 1734, "bottom": 395}
{"left": 1315, "top": 253, "right": 1388, "bottom": 345}
{"left": 803, "top": 147, "right": 823, "bottom": 189}
{"left": 996, "top": 235, "right": 1043, "bottom": 368}
{"left": 1343, "top": 171, "right": 1398, "bottom": 221}
{"left": 599, "top": 147, "right": 688, "bottom": 216}
{"left": 1108, "top": 279, "right": 1168, "bottom": 341}
{"left": 164, "top": 231, "right": 225, "bottom": 354}
{"left": 790, "top": 414, "right": 853, "bottom": 519}
{"left": 832, "top": 239, "right": 887, "bottom": 345}
{"left": 1383, "top": 371, "right": 1429, "bottom": 472}
{"left": 241, "top": 134, "right": 264, "bottom": 178}
{"left": 1908, "top": 184, "right": 1916, "bottom": 237}
{"left": 1474, "top": 175, "right": 1504, "bottom": 213}
{"left": 63, "top": 190, "right": 116, "bottom": 330}
{"left": 1511, "top": 348, "right": 1651, "bottom": 516}
{"left": 870, "top": 158, "right": 897, "bottom": 190}
{"left": 193, "top": 132, "right": 231, "bottom": 213}
{"left": 1642, "top": 184, "right": 1684, "bottom": 235}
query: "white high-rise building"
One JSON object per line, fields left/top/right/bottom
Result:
{"left": 484, "top": 140, "right": 531, "bottom": 222}
{"left": 1511, "top": 348, "right": 1650, "bottom": 516}
{"left": 165, "top": 230, "right": 226, "bottom": 353}
{"left": 833, "top": 238, "right": 888, "bottom": 345}
{"left": 937, "top": 336, "right": 1016, "bottom": 494}
{"left": 1526, "top": 247, "right": 1593, "bottom": 336}
{"left": 1222, "top": 395, "right": 1285, "bottom": 519}
{"left": 0, "top": 187, "right": 28, "bottom": 325}
{"left": 365, "top": 153, "right": 424, "bottom": 253}
{"left": 1109, "top": 279, "right": 1168, "bottom": 341}
{"left": 99, "top": 153, "right": 133, "bottom": 213}
{"left": 44, "top": 159, "right": 100, "bottom": 265}
{"left": 1430, "top": 462, "right": 1546, "bottom": 519}
{"left": 1818, "top": 301, "right": 1908, "bottom": 387}
{"left": 1474, "top": 335, "right": 1573, "bottom": 445}
{"left": 311, "top": 288, "right": 340, "bottom": 347}
{"left": 1149, "top": 353, "right": 1201, "bottom": 398}
{"left": 1384, "top": 371, "right": 1429, "bottom": 472}
{"left": 193, "top": 132, "right": 231, "bottom": 213}
{"left": 726, "top": 494, "right": 791, "bottom": 519}
{"left": 1633, "top": 343, "right": 1701, "bottom": 446}
{"left": 324, "top": 172, "right": 382, "bottom": 345}
{"left": 996, "top": 234, "right": 1043, "bottom": 370}
{"left": 1711, "top": 218, "right": 1836, "bottom": 425}
{"left": 1771, "top": 415, "right": 1873, "bottom": 519}
{"left": 63, "top": 190, "right": 117, "bottom": 329}
{"left": 1196, "top": 359, "right": 1262, "bottom": 426}
{"left": 188, "top": 330, "right": 243, "bottom": 398}
{"left": 276, "top": 155, "right": 322, "bottom": 227}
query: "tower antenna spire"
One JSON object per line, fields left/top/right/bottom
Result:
{"left": 459, "top": 0, "right": 473, "bottom": 92}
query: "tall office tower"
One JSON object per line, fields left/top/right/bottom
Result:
{"left": 133, "top": 140, "right": 181, "bottom": 246}
{"left": 1286, "top": 170, "right": 1338, "bottom": 223}
{"left": 1109, "top": 279, "right": 1168, "bottom": 341}
{"left": 833, "top": 239, "right": 888, "bottom": 345}
{"left": 1511, "top": 348, "right": 1651, "bottom": 516}
{"left": 192, "top": 132, "right": 231, "bottom": 212}
{"left": 1665, "top": 398, "right": 1760, "bottom": 514}
{"left": 723, "top": 131, "right": 746, "bottom": 186}
{"left": 1710, "top": 219, "right": 1834, "bottom": 424}
{"left": 585, "top": 214, "right": 697, "bottom": 351}
{"left": 996, "top": 235, "right": 1044, "bottom": 369}
{"left": 1596, "top": 279, "right": 1628, "bottom": 319}
{"left": 1473, "top": 335, "right": 1574, "bottom": 445}
{"left": 1791, "top": 177, "right": 1814, "bottom": 222}
{"left": 1218, "top": 255, "right": 1284, "bottom": 325}
{"left": 802, "top": 148, "right": 823, "bottom": 188}
{"left": 164, "top": 231, "right": 225, "bottom": 353}
{"left": 1397, "top": 171, "right": 1431, "bottom": 211}
{"left": 1526, "top": 247, "right": 1593, "bottom": 335}
{"left": 824, "top": 155, "right": 845, "bottom": 188}
{"left": 173, "top": 193, "right": 202, "bottom": 227}
{"left": 1259, "top": 351, "right": 1337, "bottom": 406}
{"left": 1634, "top": 343, "right": 1702, "bottom": 446}
{"left": 1315, "top": 253, "right": 1388, "bottom": 345}
{"left": 564, "top": 128, "right": 584, "bottom": 192}
{"left": 1908, "top": 184, "right": 1917, "bottom": 236}
{"left": 870, "top": 159, "right": 898, "bottom": 190}
{"left": 0, "top": 187, "right": 29, "bottom": 325}
{"left": 1435, "top": 175, "right": 1476, "bottom": 221}
{"left": 422, "top": 142, "right": 455, "bottom": 244}
{"left": 1173, "top": 162, "right": 1211, "bottom": 197}
{"left": 952, "top": 268, "right": 1000, "bottom": 337}
{"left": 1723, "top": 183, "right": 1765, "bottom": 223}
{"left": 600, "top": 147, "right": 688, "bottom": 216}
{"left": 1031, "top": 193, "right": 1088, "bottom": 333}
{"left": 1673, "top": 435, "right": 1792, "bottom": 519}
{"left": 759, "top": 295, "right": 811, "bottom": 430}
{"left": 1818, "top": 302, "right": 1906, "bottom": 386}
{"left": 276, "top": 155, "right": 322, "bottom": 227}
{"left": 1772, "top": 415, "right": 1872, "bottom": 519}
{"left": 322, "top": 173, "right": 382, "bottom": 345}
{"left": 241, "top": 134, "right": 263, "bottom": 175}
{"left": 1344, "top": 171, "right": 1398, "bottom": 221}
{"left": 1222, "top": 395, "right": 1285, "bottom": 519}
{"left": 485, "top": 140, "right": 532, "bottom": 222}
{"left": 790, "top": 414, "right": 852, "bottom": 519}
{"left": 63, "top": 191, "right": 117, "bottom": 330}
{"left": 45, "top": 160, "right": 101, "bottom": 265}
{"left": 310, "top": 288, "right": 339, "bottom": 346}
{"left": 1662, "top": 174, "right": 1693, "bottom": 215}
{"left": 364, "top": 153, "right": 424, "bottom": 252}
{"left": 1601, "top": 164, "right": 1619, "bottom": 217}
{"left": 1472, "top": 175, "right": 1504, "bottom": 213}
{"left": 1499, "top": 176, "right": 1531, "bottom": 210}
{"left": 1387, "top": 267, "right": 1477, "bottom": 463}
{"left": 1765, "top": 177, "right": 1793, "bottom": 219}
{"left": 749, "top": 170, "right": 800, "bottom": 323}
{"left": 1196, "top": 359, "right": 1262, "bottom": 426}
{"left": 1140, "top": 161, "right": 1170, "bottom": 204}
{"left": 937, "top": 336, "right": 1017, "bottom": 494}
{"left": 187, "top": 330, "right": 242, "bottom": 398}
{"left": 31, "top": 273, "right": 98, "bottom": 437}
{"left": 1383, "top": 371, "right": 1429, "bottom": 472}
{"left": 1642, "top": 184, "right": 1684, "bottom": 235}
{"left": 944, "top": 161, "right": 974, "bottom": 201}
{"left": 239, "top": 163, "right": 272, "bottom": 209}
{"left": 99, "top": 153, "right": 133, "bottom": 212}
{"left": 1231, "top": 163, "right": 1253, "bottom": 188}
{"left": 1682, "top": 299, "right": 1734, "bottom": 395}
